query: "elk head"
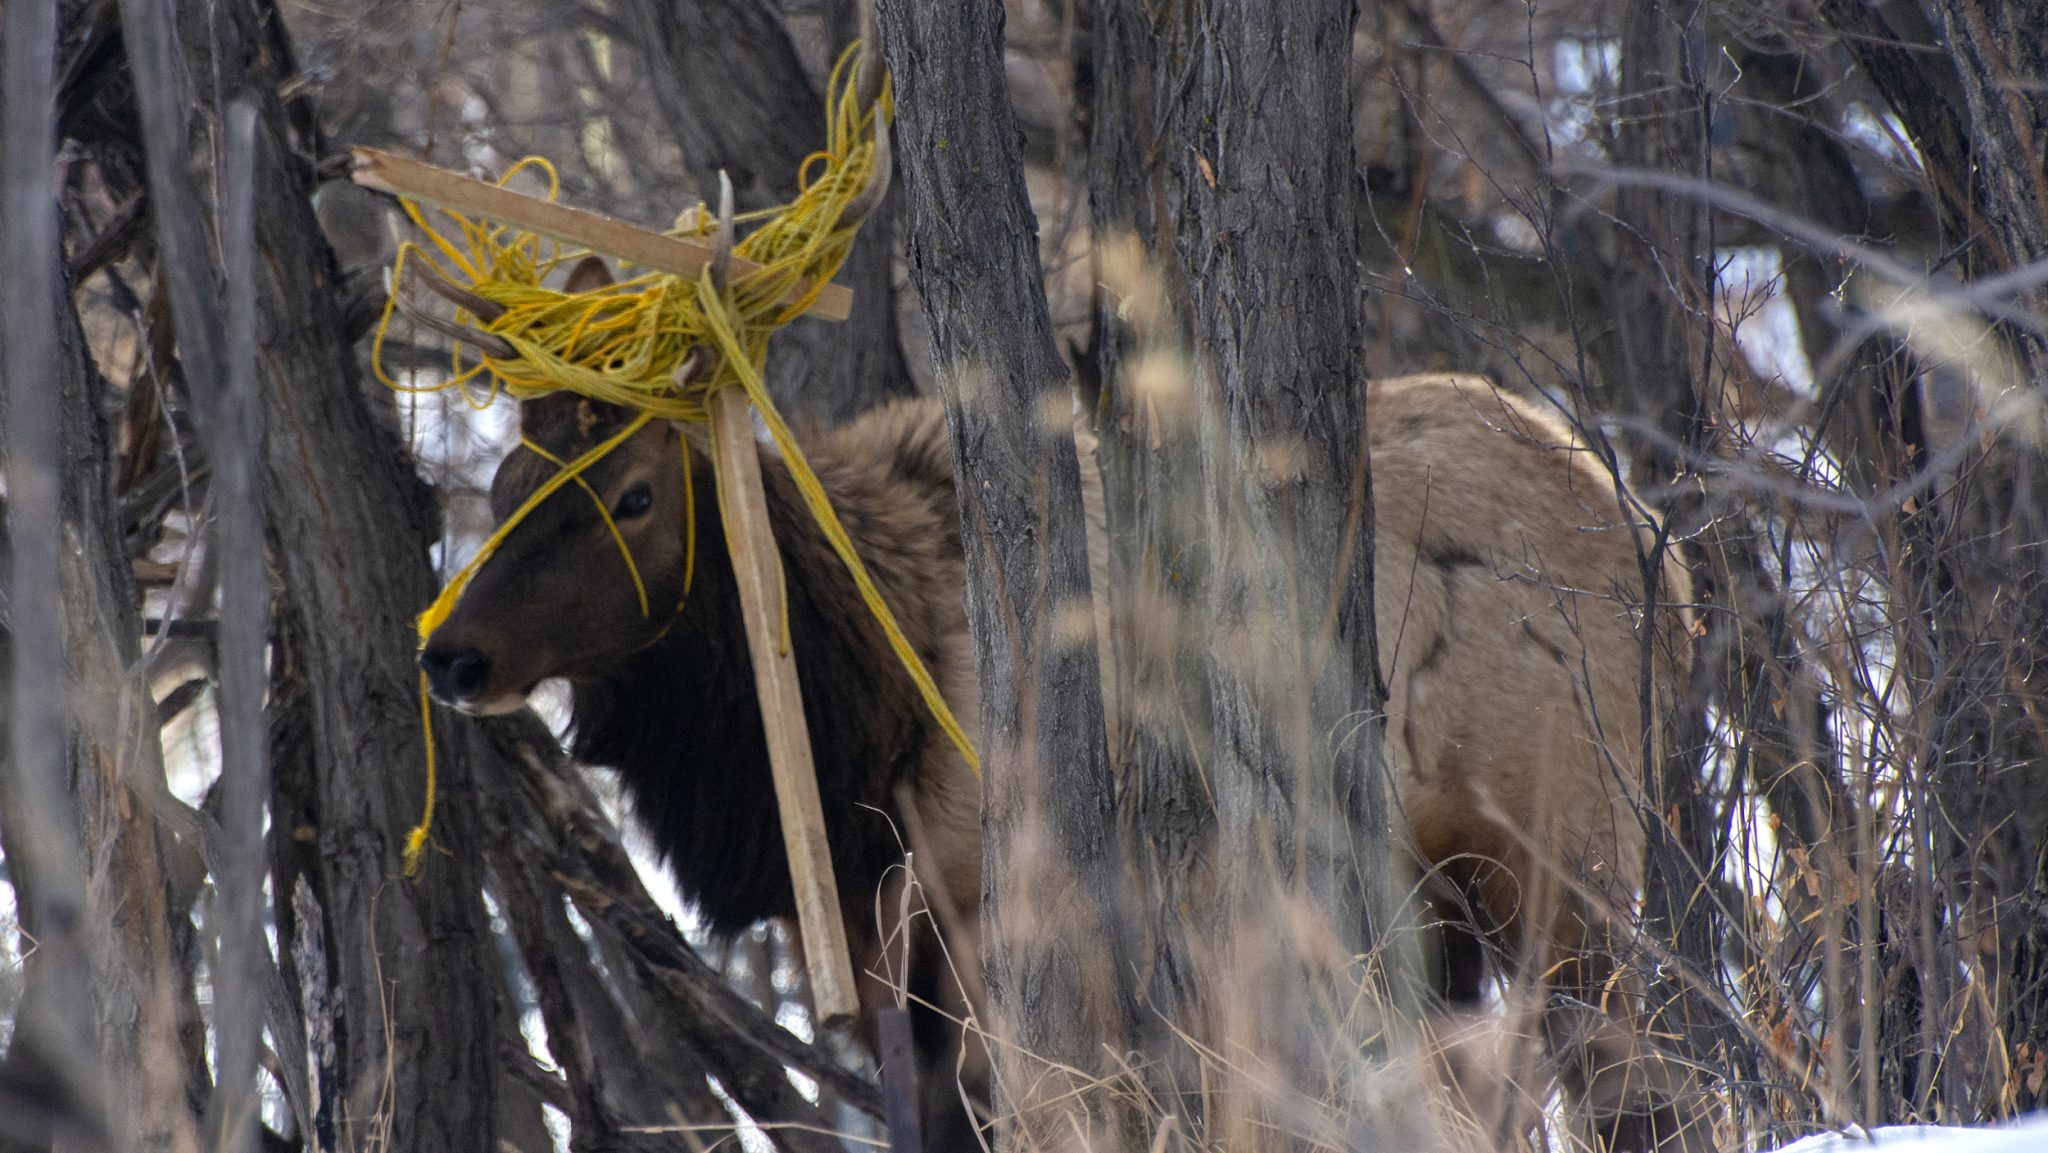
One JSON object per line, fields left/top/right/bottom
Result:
{"left": 418, "top": 259, "right": 698, "bottom": 714}
{"left": 416, "top": 120, "right": 895, "bottom": 714}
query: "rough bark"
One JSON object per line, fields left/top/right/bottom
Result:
{"left": 875, "top": 1, "right": 1137, "bottom": 1149}
{"left": 1605, "top": 0, "right": 1714, "bottom": 470}
{"left": 1819, "top": 0, "right": 1981, "bottom": 252}
{"left": 54, "top": 219, "right": 202, "bottom": 1153}
{"left": 1, "top": 0, "right": 109, "bottom": 1144}
{"left": 1087, "top": 1, "right": 1392, "bottom": 1147}
{"left": 4, "top": 3, "right": 196, "bottom": 1148}
{"left": 477, "top": 718, "right": 740, "bottom": 1153}
{"left": 1913, "top": 0, "right": 2048, "bottom": 1116}
{"left": 1579, "top": 3, "right": 1744, "bottom": 1095}
{"left": 617, "top": 0, "right": 914, "bottom": 425}
{"left": 1929, "top": 2, "right": 2048, "bottom": 369}
{"left": 101, "top": 1, "right": 503, "bottom": 1148}
{"left": 1805, "top": 0, "right": 2048, "bottom": 1117}
{"left": 242, "top": 64, "right": 501, "bottom": 1153}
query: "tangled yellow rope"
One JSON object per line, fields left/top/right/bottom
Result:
{"left": 375, "top": 48, "right": 979, "bottom": 876}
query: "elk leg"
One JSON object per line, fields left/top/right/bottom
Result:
{"left": 902, "top": 907, "right": 985, "bottom": 1153}
{"left": 1422, "top": 848, "right": 1552, "bottom": 1151}
{"left": 1544, "top": 998, "right": 1710, "bottom": 1153}
{"left": 855, "top": 864, "right": 987, "bottom": 1153}
{"left": 1534, "top": 892, "right": 1713, "bottom": 1153}
{"left": 1418, "top": 861, "right": 1493, "bottom": 1009}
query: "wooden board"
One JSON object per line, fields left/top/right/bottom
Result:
{"left": 707, "top": 385, "right": 862, "bottom": 1028}
{"left": 352, "top": 147, "right": 853, "bottom": 322}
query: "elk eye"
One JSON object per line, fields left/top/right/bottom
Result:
{"left": 613, "top": 484, "right": 654, "bottom": 519}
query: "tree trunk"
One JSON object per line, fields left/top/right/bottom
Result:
{"left": 4, "top": 4, "right": 195, "bottom": 1148}
{"left": 1591, "top": 0, "right": 1744, "bottom": 1094}
{"left": 1087, "top": 1, "right": 1392, "bottom": 1147}
{"left": 102, "top": 2, "right": 504, "bottom": 1148}
{"left": 1913, "top": 0, "right": 2048, "bottom": 1117}
{"left": 241, "top": 55, "right": 502, "bottom": 1153}
{"left": 2, "top": 1, "right": 111, "bottom": 1142}
{"left": 1817, "top": 0, "right": 2048, "bottom": 1117}
{"left": 875, "top": 2, "right": 1139, "bottom": 1149}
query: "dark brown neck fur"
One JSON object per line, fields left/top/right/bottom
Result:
{"left": 566, "top": 400, "right": 961, "bottom": 937}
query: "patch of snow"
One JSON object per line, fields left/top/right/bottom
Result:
{"left": 1772, "top": 1116, "right": 2048, "bottom": 1153}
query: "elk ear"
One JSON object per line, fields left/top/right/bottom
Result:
{"left": 561, "top": 255, "right": 615, "bottom": 294}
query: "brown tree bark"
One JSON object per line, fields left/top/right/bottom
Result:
{"left": 4, "top": 4, "right": 195, "bottom": 1148}
{"left": 2, "top": 2, "right": 111, "bottom": 1142}
{"left": 1817, "top": 0, "right": 2048, "bottom": 1116}
{"left": 874, "top": 1, "right": 1139, "bottom": 1149}
{"left": 1602, "top": 0, "right": 1727, "bottom": 1059}
{"left": 472, "top": 710, "right": 868, "bottom": 1153}
{"left": 1086, "top": 1, "right": 1393, "bottom": 1147}
{"left": 102, "top": 1, "right": 503, "bottom": 1148}
{"left": 1911, "top": 0, "right": 2048, "bottom": 1117}
{"left": 55, "top": 230, "right": 202, "bottom": 1153}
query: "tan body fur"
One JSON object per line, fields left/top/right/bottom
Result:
{"left": 1361, "top": 375, "right": 1699, "bottom": 1150}
{"left": 1368, "top": 374, "right": 1687, "bottom": 966}
{"left": 1080, "top": 372, "right": 1701, "bottom": 1149}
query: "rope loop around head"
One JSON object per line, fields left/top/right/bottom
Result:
{"left": 383, "top": 44, "right": 978, "bottom": 875}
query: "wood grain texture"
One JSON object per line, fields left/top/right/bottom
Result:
{"left": 114, "top": 5, "right": 507, "bottom": 1149}
{"left": 1907, "top": 0, "right": 2048, "bottom": 1112}
{"left": 1087, "top": 0, "right": 1392, "bottom": 1143}
{"left": 876, "top": 0, "right": 1138, "bottom": 1146}
{"left": 708, "top": 386, "right": 861, "bottom": 1028}
{"left": 352, "top": 147, "right": 854, "bottom": 321}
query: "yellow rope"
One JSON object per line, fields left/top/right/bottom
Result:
{"left": 384, "top": 46, "right": 978, "bottom": 875}
{"left": 416, "top": 411, "right": 657, "bottom": 643}
{"left": 521, "top": 436, "right": 652, "bottom": 618}
{"left": 407, "top": 671, "right": 438, "bottom": 874}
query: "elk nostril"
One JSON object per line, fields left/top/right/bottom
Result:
{"left": 420, "top": 647, "right": 491, "bottom": 703}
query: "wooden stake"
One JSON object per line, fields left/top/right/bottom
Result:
{"left": 707, "top": 385, "right": 862, "bottom": 1029}
{"left": 350, "top": 147, "right": 854, "bottom": 322}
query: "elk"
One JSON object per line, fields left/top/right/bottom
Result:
{"left": 422, "top": 316, "right": 1704, "bottom": 1147}
{"left": 418, "top": 302, "right": 988, "bottom": 1147}
{"left": 1362, "top": 374, "right": 1703, "bottom": 1152}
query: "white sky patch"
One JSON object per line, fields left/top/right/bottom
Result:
{"left": 541, "top": 1103, "right": 570, "bottom": 1153}
{"left": 708, "top": 1076, "right": 775, "bottom": 1153}
{"left": 0, "top": 868, "right": 16, "bottom": 1051}
{"left": 1544, "top": 38, "right": 1621, "bottom": 152}
{"left": 407, "top": 382, "right": 523, "bottom": 576}
{"left": 1491, "top": 211, "right": 1543, "bottom": 253}
{"left": 162, "top": 684, "right": 222, "bottom": 808}
{"left": 1552, "top": 37, "right": 1619, "bottom": 96}
{"left": 1545, "top": 97, "right": 1598, "bottom": 148}
{"left": 1717, "top": 247, "right": 1817, "bottom": 396}
{"left": 396, "top": 379, "right": 522, "bottom": 487}
{"left": 775, "top": 998, "right": 815, "bottom": 1045}
{"left": 460, "top": 91, "right": 503, "bottom": 179}
{"left": 1842, "top": 102, "right": 1922, "bottom": 169}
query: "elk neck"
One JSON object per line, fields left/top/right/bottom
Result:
{"left": 565, "top": 427, "right": 941, "bottom": 938}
